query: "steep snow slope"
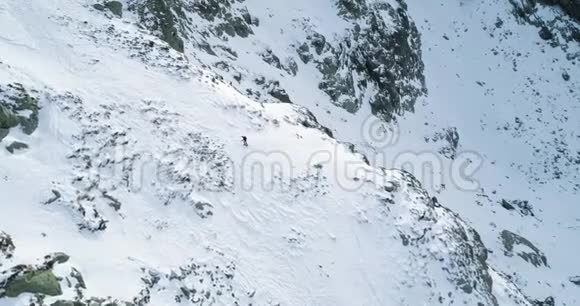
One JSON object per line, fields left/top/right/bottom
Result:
{"left": 391, "top": 1, "right": 580, "bottom": 305}
{"left": 0, "top": 0, "right": 578, "bottom": 305}
{"left": 124, "top": 0, "right": 580, "bottom": 304}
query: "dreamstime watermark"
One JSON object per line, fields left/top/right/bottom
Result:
{"left": 359, "top": 115, "right": 484, "bottom": 192}
{"left": 80, "top": 115, "right": 484, "bottom": 195}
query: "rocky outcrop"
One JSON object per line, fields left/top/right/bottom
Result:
{"left": 389, "top": 171, "right": 498, "bottom": 305}
{"left": 509, "top": 0, "right": 580, "bottom": 46}
{"left": 128, "top": 0, "right": 186, "bottom": 52}
{"left": 500, "top": 230, "right": 548, "bottom": 268}
{"left": 426, "top": 127, "right": 460, "bottom": 160}
{"left": 134, "top": 257, "right": 253, "bottom": 305}
{"left": 194, "top": 1, "right": 255, "bottom": 38}
{"left": 5, "top": 141, "right": 28, "bottom": 153}
{"left": 127, "top": 0, "right": 258, "bottom": 53}
{"left": 123, "top": 0, "right": 424, "bottom": 122}
{"left": 2, "top": 269, "right": 62, "bottom": 297}
{"left": 93, "top": 1, "right": 123, "bottom": 18}
{"left": 303, "top": 0, "right": 426, "bottom": 120}
{"left": 538, "top": 0, "right": 580, "bottom": 22}
{"left": 0, "top": 83, "right": 39, "bottom": 142}
{"left": 50, "top": 299, "right": 134, "bottom": 306}
{"left": 0, "top": 232, "right": 14, "bottom": 266}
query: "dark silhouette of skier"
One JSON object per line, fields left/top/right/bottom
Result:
{"left": 241, "top": 136, "right": 248, "bottom": 147}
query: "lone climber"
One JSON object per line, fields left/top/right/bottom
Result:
{"left": 241, "top": 136, "right": 248, "bottom": 147}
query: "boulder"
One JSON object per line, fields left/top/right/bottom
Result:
{"left": 104, "top": 1, "right": 123, "bottom": 17}
{"left": 3, "top": 269, "right": 62, "bottom": 297}
{"left": 5, "top": 141, "right": 28, "bottom": 154}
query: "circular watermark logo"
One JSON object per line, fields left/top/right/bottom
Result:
{"left": 361, "top": 116, "right": 400, "bottom": 148}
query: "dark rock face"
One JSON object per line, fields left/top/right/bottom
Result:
{"left": 51, "top": 301, "right": 87, "bottom": 306}
{"left": 2, "top": 269, "right": 63, "bottom": 297}
{"left": 125, "top": 0, "right": 423, "bottom": 122}
{"left": 128, "top": 0, "right": 186, "bottom": 52}
{"left": 269, "top": 87, "right": 292, "bottom": 103}
{"left": 294, "top": 107, "right": 334, "bottom": 138}
{"left": 533, "top": 296, "right": 555, "bottom": 306}
{"left": 426, "top": 127, "right": 460, "bottom": 159}
{"left": 193, "top": 201, "right": 214, "bottom": 219}
{"left": 0, "top": 232, "right": 15, "bottom": 263}
{"left": 190, "top": 0, "right": 256, "bottom": 38}
{"left": 538, "top": 0, "right": 580, "bottom": 22}
{"left": 499, "top": 199, "right": 535, "bottom": 216}
{"left": 509, "top": 0, "right": 580, "bottom": 45}
{"left": 105, "top": 1, "right": 123, "bottom": 17}
{"left": 562, "top": 71, "right": 571, "bottom": 81}
{"left": 0, "top": 83, "right": 39, "bottom": 142}
{"left": 128, "top": 0, "right": 258, "bottom": 52}
{"left": 51, "top": 299, "right": 134, "bottom": 306}
{"left": 5, "top": 141, "right": 28, "bottom": 153}
{"left": 303, "top": 0, "right": 426, "bottom": 121}
{"left": 539, "top": 26, "right": 554, "bottom": 40}
{"left": 500, "top": 230, "right": 548, "bottom": 267}
{"left": 94, "top": 1, "right": 123, "bottom": 17}
{"left": 44, "top": 252, "right": 70, "bottom": 267}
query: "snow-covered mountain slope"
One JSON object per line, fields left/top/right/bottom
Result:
{"left": 0, "top": 0, "right": 578, "bottom": 305}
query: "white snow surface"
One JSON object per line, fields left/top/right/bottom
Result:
{"left": 0, "top": 0, "right": 578, "bottom": 305}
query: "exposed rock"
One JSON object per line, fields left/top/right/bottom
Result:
{"left": 93, "top": 3, "right": 105, "bottom": 11}
{"left": 0, "top": 232, "right": 15, "bottom": 262}
{"left": 261, "top": 49, "right": 282, "bottom": 69}
{"left": 255, "top": 79, "right": 293, "bottom": 103}
{"left": 128, "top": 0, "right": 185, "bottom": 52}
{"left": 296, "top": 42, "right": 313, "bottom": 64}
{"left": 509, "top": 0, "right": 580, "bottom": 47}
{"left": 0, "top": 83, "right": 39, "bottom": 142}
{"left": 538, "top": 0, "right": 580, "bottom": 22}
{"left": 570, "top": 276, "right": 580, "bottom": 286}
{"left": 284, "top": 57, "right": 298, "bottom": 76}
{"left": 102, "top": 191, "right": 122, "bottom": 211}
{"left": 294, "top": 107, "right": 333, "bottom": 138}
{"left": 533, "top": 296, "right": 555, "bottom": 306}
{"left": 269, "top": 87, "right": 292, "bottom": 103}
{"left": 51, "top": 298, "right": 134, "bottom": 306}
{"left": 189, "top": 0, "right": 255, "bottom": 38}
{"left": 134, "top": 258, "right": 251, "bottom": 305}
{"left": 307, "top": 0, "right": 426, "bottom": 120}
{"left": 5, "top": 141, "right": 28, "bottom": 154}
{"left": 427, "top": 127, "right": 460, "bottom": 159}
{"left": 0, "top": 129, "right": 8, "bottom": 141}
{"left": 499, "top": 199, "right": 535, "bottom": 216}
{"left": 501, "top": 200, "right": 515, "bottom": 210}
{"left": 70, "top": 267, "right": 86, "bottom": 290}
{"left": 500, "top": 230, "right": 548, "bottom": 267}
{"left": 44, "top": 189, "right": 62, "bottom": 205}
{"left": 388, "top": 170, "right": 499, "bottom": 305}
{"left": 562, "top": 71, "right": 570, "bottom": 81}
{"left": 104, "top": 1, "right": 123, "bottom": 18}
{"left": 336, "top": 0, "right": 368, "bottom": 19}
{"left": 44, "top": 252, "right": 70, "bottom": 267}
{"left": 538, "top": 26, "right": 554, "bottom": 40}
{"left": 2, "top": 269, "right": 62, "bottom": 297}
{"left": 51, "top": 301, "right": 86, "bottom": 306}
{"left": 193, "top": 201, "right": 214, "bottom": 219}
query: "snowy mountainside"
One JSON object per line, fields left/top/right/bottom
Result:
{"left": 0, "top": 0, "right": 578, "bottom": 306}
{"left": 395, "top": 1, "right": 580, "bottom": 306}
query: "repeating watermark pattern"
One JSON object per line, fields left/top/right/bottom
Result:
{"left": 88, "top": 115, "right": 483, "bottom": 195}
